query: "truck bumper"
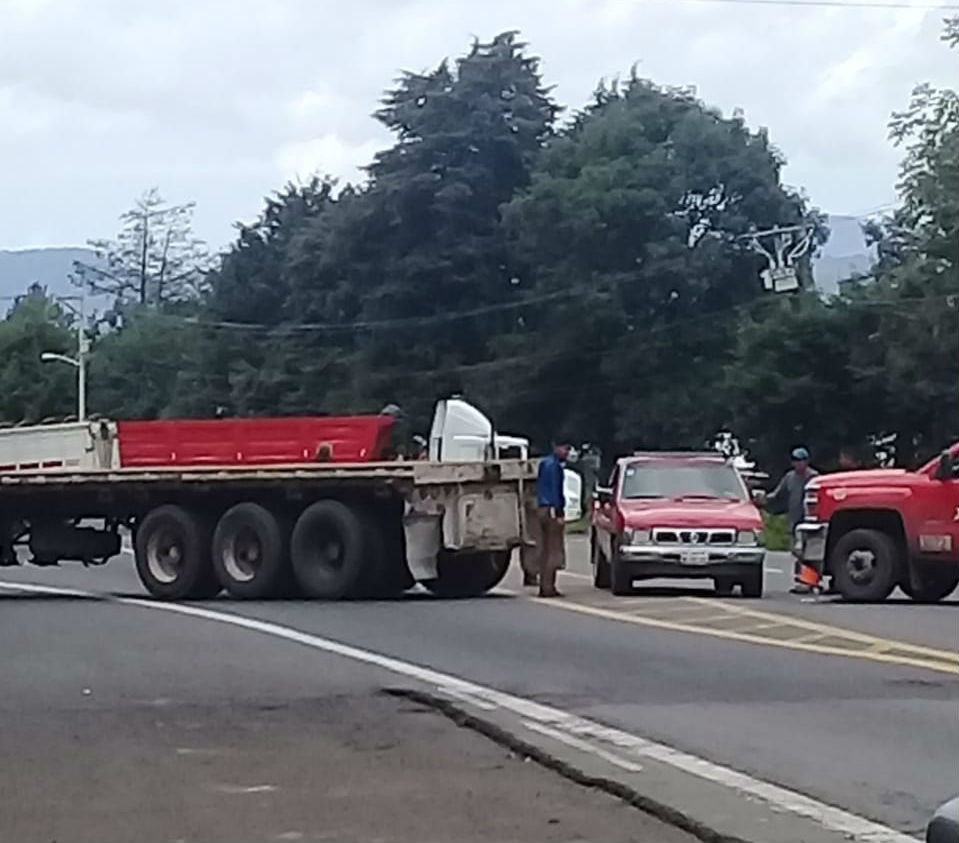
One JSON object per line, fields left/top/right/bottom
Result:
{"left": 795, "top": 522, "right": 828, "bottom": 564}
{"left": 617, "top": 545, "right": 765, "bottom": 577}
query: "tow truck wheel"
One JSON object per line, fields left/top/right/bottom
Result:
{"left": 830, "top": 528, "right": 898, "bottom": 602}
{"left": 212, "top": 503, "right": 289, "bottom": 599}
{"left": 422, "top": 550, "right": 510, "bottom": 598}
{"left": 591, "top": 532, "right": 610, "bottom": 589}
{"left": 135, "top": 505, "right": 220, "bottom": 600}
{"left": 900, "top": 570, "right": 959, "bottom": 603}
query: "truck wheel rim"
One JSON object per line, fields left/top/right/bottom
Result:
{"left": 319, "top": 539, "right": 344, "bottom": 570}
{"left": 846, "top": 549, "right": 876, "bottom": 584}
{"left": 146, "top": 529, "right": 183, "bottom": 584}
{"left": 222, "top": 526, "right": 262, "bottom": 583}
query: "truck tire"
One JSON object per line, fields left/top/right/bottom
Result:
{"left": 610, "top": 556, "right": 635, "bottom": 596}
{"left": 900, "top": 570, "right": 959, "bottom": 603}
{"left": 422, "top": 550, "right": 510, "bottom": 598}
{"left": 135, "top": 505, "right": 220, "bottom": 601}
{"left": 350, "top": 515, "right": 414, "bottom": 599}
{"left": 212, "top": 503, "right": 289, "bottom": 599}
{"left": 830, "top": 528, "right": 899, "bottom": 602}
{"left": 591, "top": 532, "right": 610, "bottom": 589}
{"left": 290, "top": 500, "right": 367, "bottom": 599}
{"left": 739, "top": 566, "right": 764, "bottom": 599}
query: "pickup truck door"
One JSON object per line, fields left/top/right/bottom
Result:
{"left": 593, "top": 466, "right": 619, "bottom": 558}
{"left": 918, "top": 454, "right": 959, "bottom": 559}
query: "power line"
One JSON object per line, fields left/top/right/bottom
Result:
{"left": 683, "top": 0, "right": 957, "bottom": 9}
{"left": 172, "top": 288, "right": 581, "bottom": 335}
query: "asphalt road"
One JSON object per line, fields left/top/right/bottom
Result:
{"left": 1, "top": 540, "right": 957, "bottom": 842}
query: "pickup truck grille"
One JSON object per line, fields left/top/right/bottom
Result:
{"left": 652, "top": 528, "right": 736, "bottom": 546}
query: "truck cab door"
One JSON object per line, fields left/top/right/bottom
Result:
{"left": 919, "top": 451, "right": 959, "bottom": 560}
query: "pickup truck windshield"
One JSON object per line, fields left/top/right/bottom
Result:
{"left": 621, "top": 463, "right": 747, "bottom": 501}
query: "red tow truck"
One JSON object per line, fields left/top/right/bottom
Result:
{"left": 797, "top": 444, "right": 959, "bottom": 602}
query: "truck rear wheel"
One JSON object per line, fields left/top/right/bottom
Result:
{"left": 830, "top": 528, "right": 899, "bottom": 602}
{"left": 212, "top": 503, "right": 289, "bottom": 599}
{"left": 352, "top": 515, "right": 414, "bottom": 599}
{"left": 135, "top": 505, "right": 220, "bottom": 600}
{"left": 422, "top": 550, "right": 510, "bottom": 598}
{"left": 290, "top": 500, "right": 367, "bottom": 599}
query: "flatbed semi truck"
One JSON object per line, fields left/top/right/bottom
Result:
{"left": 0, "top": 399, "right": 540, "bottom": 601}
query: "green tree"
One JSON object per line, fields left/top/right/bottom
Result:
{"left": 73, "top": 188, "right": 211, "bottom": 311}
{"left": 0, "top": 286, "right": 77, "bottom": 424}
{"left": 727, "top": 17, "right": 958, "bottom": 472}
{"left": 501, "top": 75, "right": 814, "bottom": 452}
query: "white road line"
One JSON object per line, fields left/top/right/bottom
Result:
{"left": 559, "top": 570, "right": 592, "bottom": 580}
{"left": 522, "top": 720, "right": 644, "bottom": 773}
{"left": 0, "top": 580, "right": 917, "bottom": 843}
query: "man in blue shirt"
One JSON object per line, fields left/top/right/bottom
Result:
{"left": 536, "top": 440, "right": 571, "bottom": 598}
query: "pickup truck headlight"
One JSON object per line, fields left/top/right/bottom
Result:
{"left": 622, "top": 528, "right": 651, "bottom": 545}
{"left": 736, "top": 529, "right": 763, "bottom": 547}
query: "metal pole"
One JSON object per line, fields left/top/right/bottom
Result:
{"left": 76, "top": 298, "right": 87, "bottom": 421}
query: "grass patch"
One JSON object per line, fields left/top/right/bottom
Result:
{"left": 565, "top": 516, "right": 590, "bottom": 535}
{"left": 763, "top": 512, "right": 791, "bottom": 551}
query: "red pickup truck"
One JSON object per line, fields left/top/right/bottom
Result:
{"left": 797, "top": 444, "right": 959, "bottom": 602}
{"left": 590, "top": 452, "right": 766, "bottom": 597}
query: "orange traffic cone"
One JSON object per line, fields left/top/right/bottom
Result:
{"left": 797, "top": 562, "right": 822, "bottom": 593}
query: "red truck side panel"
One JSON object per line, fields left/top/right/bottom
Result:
{"left": 117, "top": 416, "right": 395, "bottom": 467}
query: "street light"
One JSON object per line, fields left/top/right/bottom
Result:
{"left": 39, "top": 298, "right": 89, "bottom": 422}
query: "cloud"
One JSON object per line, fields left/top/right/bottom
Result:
{"left": 1, "top": 0, "right": 955, "bottom": 250}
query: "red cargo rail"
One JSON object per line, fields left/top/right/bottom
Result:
{"left": 117, "top": 416, "right": 395, "bottom": 468}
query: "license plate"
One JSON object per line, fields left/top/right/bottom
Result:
{"left": 680, "top": 549, "right": 710, "bottom": 565}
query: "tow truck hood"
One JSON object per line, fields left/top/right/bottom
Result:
{"left": 619, "top": 499, "right": 762, "bottom": 529}
{"left": 810, "top": 469, "right": 912, "bottom": 489}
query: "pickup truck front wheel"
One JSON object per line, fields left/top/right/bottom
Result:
{"left": 610, "top": 556, "right": 635, "bottom": 596}
{"left": 830, "top": 528, "right": 899, "bottom": 602}
{"left": 591, "top": 532, "right": 610, "bottom": 589}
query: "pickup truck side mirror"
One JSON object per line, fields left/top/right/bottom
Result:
{"left": 935, "top": 450, "right": 955, "bottom": 481}
{"left": 595, "top": 486, "right": 613, "bottom": 505}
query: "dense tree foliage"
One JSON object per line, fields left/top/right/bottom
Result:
{"left": 2, "top": 26, "right": 955, "bottom": 473}
{"left": 0, "top": 287, "right": 77, "bottom": 424}
{"left": 726, "top": 17, "right": 958, "bottom": 471}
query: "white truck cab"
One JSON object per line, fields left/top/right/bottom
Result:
{"left": 428, "top": 397, "right": 582, "bottom": 521}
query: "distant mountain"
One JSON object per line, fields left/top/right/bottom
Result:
{"left": 0, "top": 246, "right": 93, "bottom": 302}
{"left": 812, "top": 215, "right": 877, "bottom": 295}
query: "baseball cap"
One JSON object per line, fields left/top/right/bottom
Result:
{"left": 791, "top": 447, "right": 810, "bottom": 461}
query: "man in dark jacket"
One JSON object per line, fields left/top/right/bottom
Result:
{"left": 536, "top": 440, "right": 570, "bottom": 598}
{"left": 767, "top": 446, "right": 819, "bottom": 594}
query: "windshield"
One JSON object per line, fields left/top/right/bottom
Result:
{"left": 620, "top": 463, "right": 747, "bottom": 501}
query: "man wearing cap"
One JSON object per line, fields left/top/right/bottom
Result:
{"left": 766, "top": 447, "right": 819, "bottom": 594}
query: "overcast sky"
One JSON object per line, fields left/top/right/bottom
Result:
{"left": 1, "top": 0, "right": 956, "bottom": 251}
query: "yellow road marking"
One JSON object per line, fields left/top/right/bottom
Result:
{"left": 528, "top": 596, "right": 959, "bottom": 676}
{"left": 681, "top": 597, "right": 959, "bottom": 662}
